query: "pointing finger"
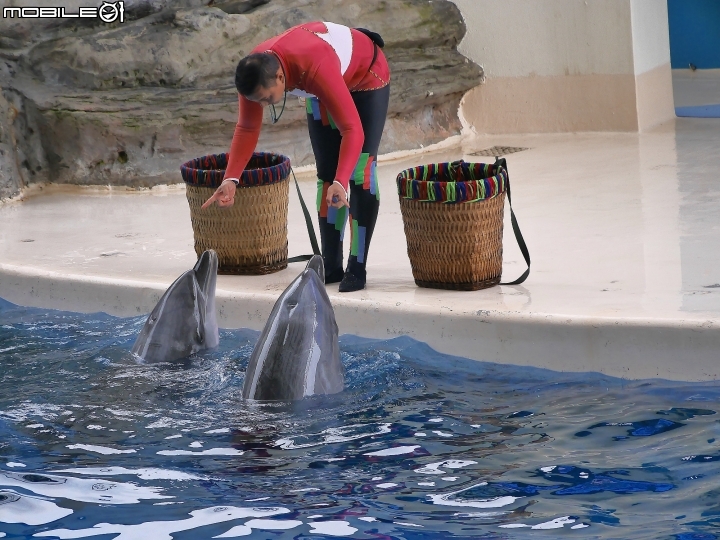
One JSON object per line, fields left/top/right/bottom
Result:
{"left": 201, "top": 191, "right": 220, "bottom": 209}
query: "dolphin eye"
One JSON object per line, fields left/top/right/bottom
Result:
{"left": 287, "top": 301, "right": 298, "bottom": 308}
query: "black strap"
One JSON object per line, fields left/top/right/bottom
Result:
{"left": 287, "top": 168, "right": 321, "bottom": 264}
{"left": 354, "top": 28, "right": 384, "bottom": 48}
{"left": 370, "top": 42, "right": 378, "bottom": 71}
{"left": 495, "top": 157, "right": 531, "bottom": 285}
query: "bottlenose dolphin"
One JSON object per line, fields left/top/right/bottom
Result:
{"left": 242, "top": 255, "right": 344, "bottom": 400}
{"left": 131, "top": 250, "right": 219, "bottom": 362}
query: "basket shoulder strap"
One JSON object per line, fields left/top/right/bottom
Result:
{"left": 496, "top": 158, "right": 531, "bottom": 285}
{"left": 288, "top": 168, "right": 321, "bottom": 264}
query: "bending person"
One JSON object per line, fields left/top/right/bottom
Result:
{"left": 202, "top": 22, "right": 390, "bottom": 293}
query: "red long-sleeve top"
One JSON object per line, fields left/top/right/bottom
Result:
{"left": 224, "top": 22, "right": 390, "bottom": 190}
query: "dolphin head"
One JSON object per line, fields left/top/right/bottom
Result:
{"left": 242, "top": 256, "right": 343, "bottom": 401}
{"left": 131, "top": 250, "right": 219, "bottom": 362}
{"left": 194, "top": 249, "right": 218, "bottom": 297}
{"left": 194, "top": 249, "right": 219, "bottom": 348}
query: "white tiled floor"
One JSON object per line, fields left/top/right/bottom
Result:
{"left": 2, "top": 117, "right": 720, "bottom": 380}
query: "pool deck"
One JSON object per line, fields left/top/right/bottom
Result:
{"left": 2, "top": 117, "right": 720, "bottom": 381}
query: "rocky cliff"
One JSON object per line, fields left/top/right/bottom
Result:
{"left": 0, "top": 0, "right": 482, "bottom": 198}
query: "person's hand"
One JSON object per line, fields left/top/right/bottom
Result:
{"left": 202, "top": 179, "right": 237, "bottom": 209}
{"left": 326, "top": 181, "right": 349, "bottom": 209}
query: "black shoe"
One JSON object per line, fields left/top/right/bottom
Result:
{"left": 339, "top": 271, "right": 366, "bottom": 292}
{"left": 325, "top": 267, "right": 345, "bottom": 284}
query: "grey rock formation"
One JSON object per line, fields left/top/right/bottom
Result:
{"left": 0, "top": 0, "right": 482, "bottom": 198}
{"left": 0, "top": 90, "right": 23, "bottom": 200}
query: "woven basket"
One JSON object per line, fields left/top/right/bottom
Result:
{"left": 181, "top": 152, "right": 291, "bottom": 275}
{"left": 396, "top": 160, "right": 508, "bottom": 291}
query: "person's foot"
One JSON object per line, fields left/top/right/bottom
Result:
{"left": 325, "top": 267, "right": 345, "bottom": 284}
{"left": 339, "top": 271, "right": 366, "bottom": 292}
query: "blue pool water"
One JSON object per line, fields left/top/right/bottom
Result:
{"left": 2, "top": 297, "right": 720, "bottom": 539}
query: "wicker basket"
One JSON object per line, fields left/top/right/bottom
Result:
{"left": 181, "top": 152, "right": 291, "bottom": 275}
{"left": 396, "top": 160, "right": 508, "bottom": 291}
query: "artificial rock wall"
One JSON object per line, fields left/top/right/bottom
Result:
{"left": 0, "top": 0, "right": 482, "bottom": 198}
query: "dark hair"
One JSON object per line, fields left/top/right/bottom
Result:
{"left": 235, "top": 53, "right": 280, "bottom": 96}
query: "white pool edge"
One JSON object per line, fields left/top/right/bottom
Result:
{"left": 2, "top": 262, "right": 718, "bottom": 382}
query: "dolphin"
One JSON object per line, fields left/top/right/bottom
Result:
{"left": 242, "top": 255, "right": 344, "bottom": 400}
{"left": 131, "top": 250, "right": 219, "bottom": 362}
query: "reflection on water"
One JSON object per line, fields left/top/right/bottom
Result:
{"left": 2, "top": 297, "right": 720, "bottom": 538}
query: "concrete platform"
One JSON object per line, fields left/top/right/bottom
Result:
{"left": 2, "top": 118, "right": 720, "bottom": 381}
{"left": 673, "top": 69, "right": 720, "bottom": 117}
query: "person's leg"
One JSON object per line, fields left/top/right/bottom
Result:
{"left": 340, "top": 84, "right": 391, "bottom": 292}
{"left": 306, "top": 97, "right": 346, "bottom": 283}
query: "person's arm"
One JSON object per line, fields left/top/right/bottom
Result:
{"left": 308, "top": 62, "right": 365, "bottom": 195}
{"left": 203, "top": 95, "right": 263, "bottom": 209}
{"left": 224, "top": 95, "right": 263, "bottom": 180}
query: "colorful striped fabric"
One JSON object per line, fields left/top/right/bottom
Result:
{"left": 180, "top": 152, "right": 291, "bottom": 188}
{"left": 306, "top": 97, "right": 337, "bottom": 129}
{"left": 396, "top": 160, "right": 507, "bottom": 204}
{"left": 349, "top": 218, "right": 367, "bottom": 263}
{"left": 352, "top": 153, "right": 379, "bottom": 199}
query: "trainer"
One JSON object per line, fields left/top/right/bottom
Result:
{"left": 202, "top": 21, "right": 390, "bottom": 292}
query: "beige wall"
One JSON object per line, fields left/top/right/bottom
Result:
{"left": 452, "top": 0, "right": 675, "bottom": 134}
{"left": 453, "top": 0, "right": 635, "bottom": 78}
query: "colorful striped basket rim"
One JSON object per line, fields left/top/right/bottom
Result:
{"left": 180, "top": 152, "right": 291, "bottom": 188}
{"left": 396, "top": 160, "right": 507, "bottom": 203}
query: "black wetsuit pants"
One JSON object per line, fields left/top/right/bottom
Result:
{"left": 306, "top": 84, "right": 390, "bottom": 282}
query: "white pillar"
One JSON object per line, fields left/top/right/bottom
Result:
{"left": 630, "top": 0, "right": 676, "bottom": 130}
{"left": 452, "top": 0, "right": 675, "bottom": 134}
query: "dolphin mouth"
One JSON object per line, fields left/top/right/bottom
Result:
{"left": 194, "top": 250, "right": 220, "bottom": 350}
{"left": 194, "top": 250, "right": 218, "bottom": 298}
{"left": 305, "top": 255, "right": 325, "bottom": 284}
